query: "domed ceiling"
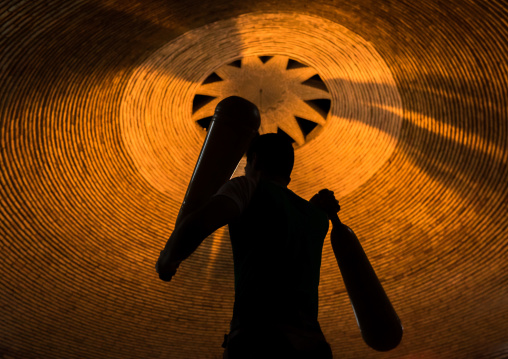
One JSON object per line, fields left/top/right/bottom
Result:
{"left": 1, "top": 1, "right": 507, "bottom": 358}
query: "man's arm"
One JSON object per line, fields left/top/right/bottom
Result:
{"left": 156, "top": 195, "right": 241, "bottom": 281}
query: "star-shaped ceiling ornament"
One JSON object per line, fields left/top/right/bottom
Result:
{"left": 192, "top": 55, "right": 331, "bottom": 147}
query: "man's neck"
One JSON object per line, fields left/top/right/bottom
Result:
{"left": 248, "top": 171, "right": 290, "bottom": 187}
{"left": 260, "top": 174, "right": 289, "bottom": 187}
{"left": 246, "top": 171, "right": 290, "bottom": 187}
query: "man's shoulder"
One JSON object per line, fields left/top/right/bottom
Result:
{"left": 214, "top": 176, "right": 259, "bottom": 215}
{"left": 284, "top": 187, "right": 311, "bottom": 206}
{"left": 229, "top": 175, "right": 258, "bottom": 187}
{"left": 286, "top": 190, "right": 329, "bottom": 224}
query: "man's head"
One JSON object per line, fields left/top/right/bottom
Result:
{"left": 245, "top": 133, "right": 295, "bottom": 184}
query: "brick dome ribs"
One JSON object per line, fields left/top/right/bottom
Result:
{"left": 0, "top": 1, "right": 507, "bottom": 358}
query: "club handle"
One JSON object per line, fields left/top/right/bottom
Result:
{"left": 331, "top": 218, "right": 403, "bottom": 351}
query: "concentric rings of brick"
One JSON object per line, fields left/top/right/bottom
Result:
{"left": 121, "top": 12, "right": 403, "bottom": 198}
{"left": 193, "top": 54, "right": 333, "bottom": 148}
{"left": 0, "top": 1, "right": 507, "bottom": 359}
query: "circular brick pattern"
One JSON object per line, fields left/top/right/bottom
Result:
{"left": 0, "top": 1, "right": 507, "bottom": 359}
{"left": 121, "top": 13, "right": 402, "bottom": 196}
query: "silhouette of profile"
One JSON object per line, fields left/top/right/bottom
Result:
{"left": 156, "top": 114, "right": 340, "bottom": 358}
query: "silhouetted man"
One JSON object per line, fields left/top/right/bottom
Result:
{"left": 156, "top": 133, "right": 340, "bottom": 358}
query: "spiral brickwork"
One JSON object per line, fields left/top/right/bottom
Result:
{"left": 1, "top": 1, "right": 507, "bottom": 359}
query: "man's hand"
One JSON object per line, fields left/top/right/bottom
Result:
{"left": 155, "top": 195, "right": 241, "bottom": 282}
{"left": 310, "top": 189, "right": 341, "bottom": 219}
{"left": 155, "top": 248, "right": 181, "bottom": 282}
